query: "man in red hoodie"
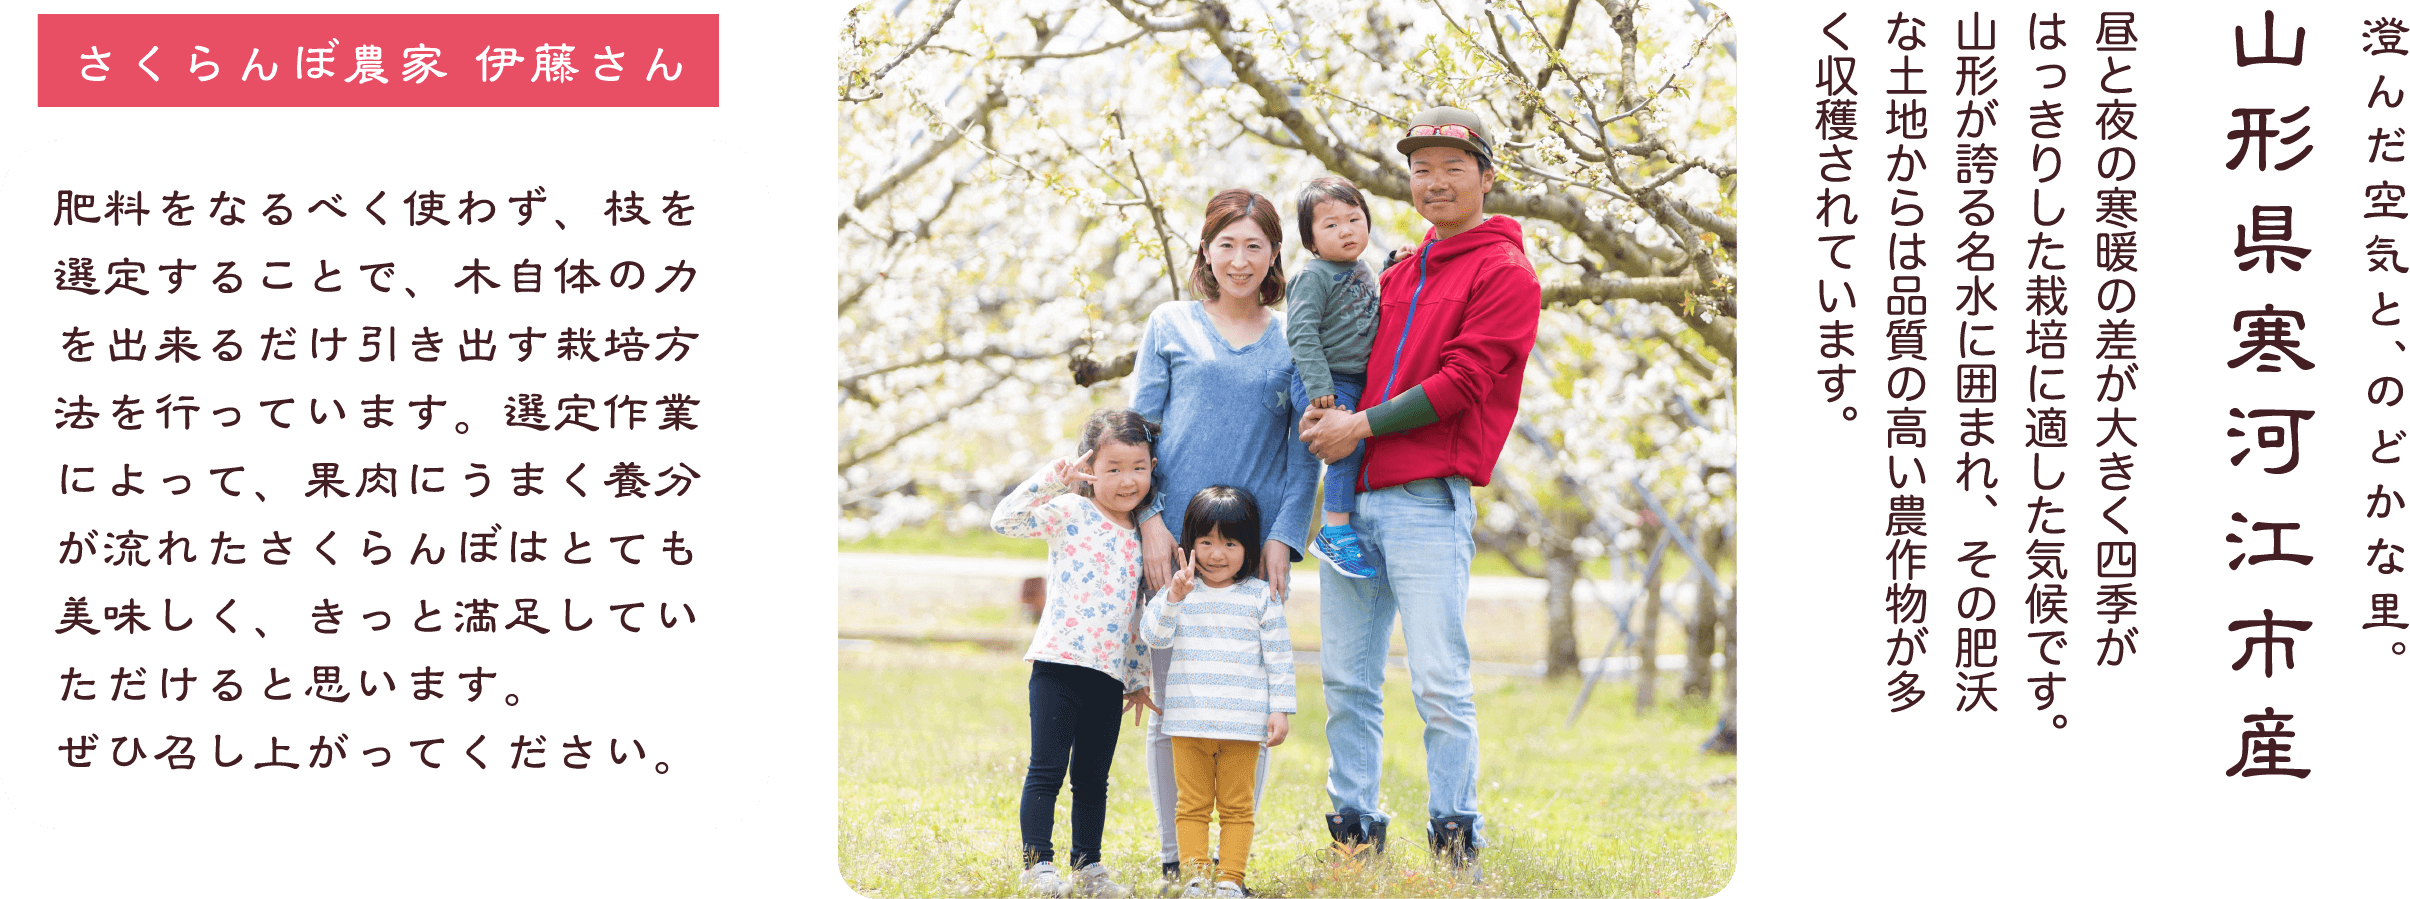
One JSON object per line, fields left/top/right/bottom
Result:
{"left": 1298, "top": 106, "right": 1541, "bottom": 882}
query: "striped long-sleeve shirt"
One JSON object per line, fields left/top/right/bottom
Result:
{"left": 1141, "top": 577, "right": 1295, "bottom": 741}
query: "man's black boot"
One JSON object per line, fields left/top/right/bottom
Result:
{"left": 1428, "top": 815, "right": 1482, "bottom": 883}
{"left": 1326, "top": 811, "right": 1386, "bottom": 862}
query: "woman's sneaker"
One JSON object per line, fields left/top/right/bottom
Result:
{"left": 1072, "top": 863, "right": 1133, "bottom": 898}
{"left": 1309, "top": 526, "right": 1378, "bottom": 579}
{"left": 1022, "top": 862, "right": 1071, "bottom": 898}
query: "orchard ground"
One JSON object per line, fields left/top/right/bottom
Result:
{"left": 838, "top": 643, "right": 1733, "bottom": 898}
{"left": 836, "top": 551, "right": 1735, "bottom": 898}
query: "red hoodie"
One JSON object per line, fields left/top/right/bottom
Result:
{"left": 1359, "top": 214, "right": 1542, "bottom": 491}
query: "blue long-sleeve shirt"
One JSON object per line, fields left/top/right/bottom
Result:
{"left": 1129, "top": 300, "right": 1319, "bottom": 566}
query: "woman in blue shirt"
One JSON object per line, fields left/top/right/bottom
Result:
{"left": 1127, "top": 187, "right": 1318, "bottom": 888}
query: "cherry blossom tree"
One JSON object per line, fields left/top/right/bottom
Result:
{"left": 840, "top": 0, "right": 1734, "bottom": 730}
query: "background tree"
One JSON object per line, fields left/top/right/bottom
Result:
{"left": 840, "top": 0, "right": 1735, "bottom": 734}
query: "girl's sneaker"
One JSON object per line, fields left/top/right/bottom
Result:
{"left": 1072, "top": 863, "right": 1134, "bottom": 899}
{"left": 1178, "top": 877, "right": 1213, "bottom": 898}
{"left": 1212, "top": 881, "right": 1249, "bottom": 898}
{"left": 1022, "top": 862, "right": 1071, "bottom": 898}
{"left": 1309, "top": 526, "right": 1378, "bottom": 579}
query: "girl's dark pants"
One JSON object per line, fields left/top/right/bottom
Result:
{"left": 1021, "top": 660, "right": 1123, "bottom": 869}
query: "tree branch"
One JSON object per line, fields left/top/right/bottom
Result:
{"left": 844, "top": 12, "right": 1093, "bottom": 227}
{"left": 1309, "top": 84, "right": 1410, "bottom": 131}
{"left": 1228, "top": 111, "right": 1305, "bottom": 151}
{"left": 1041, "top": 128, "right": 1139, "bottom": 198}
{"left": 1542, "top": 273, "right": 1697, "bottom": 305}
{"left": 1490, "top": 470, "right": 1564, "bottom": 555}
{"left": 1071, "top": 350, "right": 1138, "bottom": 387}
{"left": 1536, "top": 0, "right": 1580, "bottom": 93}
{"left": 1253, "top": 78, "right": 1675, "bottom": 276}
{"left": 1544, "top": 273, "right": 1734, "bottom": 360}
{"left": 1512, "top": 423, "right": 1632, "bottom": 550}
{"left": 1502, "top": 160, "right": 1634, "bottom": 203}
{"left": 1102, "top": 0, "right": 1214, "bottom": 33}
{"left": 1624, "top": 181, "right": 1723, "bottom": 285}
{"left": 1644, "top": 327, "right": 1720, "bottom": 380}
{"left": 840, "top": 365, "right": 1018, "bottom": 471}
{"left": 844, "top": 0, "right": 965, "bottom": 103}
{"left": 1481, "top": 188, "right": 1685, "bottom": 274}
{"left": 1480, "top": 9, "right": 1536, "bottom": 86}
{"left": 909, "top": 172, "right": 970, "bottom": 240}
{"left": 1475, "top": 525, "right": 1550, "bottom": 579}
{"left": 1608, "top": 0, "right": 1639, "bottom": 109}
{"left": 1499, "top": 550, "right": 1547, "bottom": 580}
{"left": 1598, "top": 70, "right": 1681, "bottom": 127}
{"left": 1094, "top": 0, "right": 1735, "bottom": 356}
{"left": 1519, "top": 90, "right": 1618, "bottom": 163}
{"left": 1624, "top": 138, "right": 1739, "bottom": 180}
{"left": 1640, "top": 161, "right": 1697, "bottom": 192}
{"left": 1571, "top": 2, "right": 1732, "bottom": 303}
{"left": 844, "top": 86, "right": 1008, "bottom": 227}
{"left": 1148, "top": 0, "right": 1734, "bottom": 349}
{"left": 997, "top": 30, "right": 1149, "bottom": 60}
{"left": 1687, "top": 0, "right": 1738, "bottom": 60}
{"left": 1662, "top": 194, "right": 1737, "bottom": 247}
{"left": 841, "top": 345, "right": 1077, "bottom": 394}
{"left": 838, "top": 274, "right": 877, "bottom": 316}
{"left": 1115, "top": 108, "right": 1185, "bottom": 308}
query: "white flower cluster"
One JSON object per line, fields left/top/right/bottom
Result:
{"left": 839, "top": 0, "right": 1737, "bottom": 544}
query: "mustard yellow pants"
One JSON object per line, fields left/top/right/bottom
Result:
{"left": 1170, "top": 736, "right": 1261, "bottom": 886}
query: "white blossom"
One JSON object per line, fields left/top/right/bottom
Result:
{"left": 840, "top": 0, "right": 1735, "bottom": 553}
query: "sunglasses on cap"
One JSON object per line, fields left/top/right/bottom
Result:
{"left": 1408, "top": 123, "right": 1485, "bottom": 143}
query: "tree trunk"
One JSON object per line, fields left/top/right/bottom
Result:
{"left": 1634, "top": 527, "right": 1665, "bottom": 714}
{"left": 1543, "top": 543, "right": 1581, "bottom": 678}
{"left": 1707, "top": 526, "right": 1738, "bottom": 754}
{"left": 1682, "top": 526, "right": 1725, "bottom": 700}
{"left": 1721, "top": 581, "right": 1739, "bottom": 731}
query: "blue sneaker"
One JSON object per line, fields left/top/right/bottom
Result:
{"left": 1309, "top": 526, "right": 1378, "bottom": 579}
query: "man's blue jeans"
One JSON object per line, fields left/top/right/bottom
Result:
{"left": 1318, "top": 475, "right": 1484, "bottom": 846}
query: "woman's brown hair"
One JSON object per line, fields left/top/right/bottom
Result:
{"left": 1187, "top": 188, "right": 1286, "bottom": 306}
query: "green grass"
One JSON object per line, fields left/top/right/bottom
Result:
{"left": 839, "top": 519, "right": 1707, "bottom": 583}
{"left": 838, "top": 643, "right": 1734, "bottom": 898}
{"left": 840, "top": 589, "right": 1706, "bottom": 674}
{"left": 844, "top": 519, "right": 1050, "bottom": 559}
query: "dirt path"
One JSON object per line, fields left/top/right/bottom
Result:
{"left": 839, "top": 552, "right": 1706, "bottom": 677}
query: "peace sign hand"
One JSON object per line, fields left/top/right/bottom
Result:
{"left": 1168, "top": 546, "right": 1198, "bottom": 603}
{"left": 1050, "top": 449, "right": 1100, "bottom": 487}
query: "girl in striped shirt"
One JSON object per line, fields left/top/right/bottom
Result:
{"left": 1141, "top": 486, "right": 1295, "bottom": 898}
